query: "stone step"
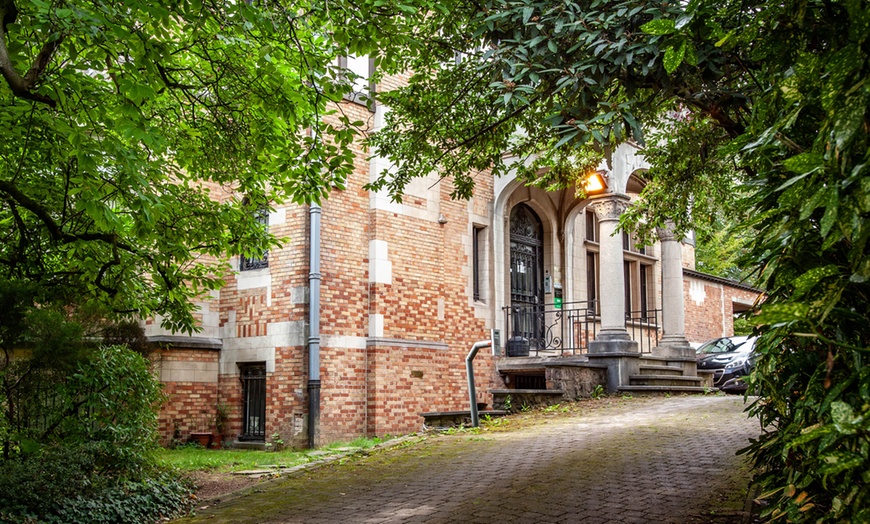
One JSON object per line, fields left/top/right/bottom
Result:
{"left": 629, "top": 374, "right": 703, "bottom": 387}
{"left": 639, "top": 354, "right": 699, "bottom": 364}
{"left": 491, "top": 389, "right": 565, "bottom": 411}
{"left": 696, "top": 370, "right": 716, "bottom": 388}
{"left": 638, "top": 365, "right": 685, "bottom": 376}
{"left": 421, "top": 410, "right": 508, "bottom": 428}
{"left": 616, "top": 385, "right": 711, "bottom": 395}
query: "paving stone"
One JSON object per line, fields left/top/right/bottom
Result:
{"left": 176, "top": 396, "right": 759, "bottom": 524}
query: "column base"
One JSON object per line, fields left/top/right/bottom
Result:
{"left": 653, "top": 335, "right": 696, "bottom": 359}
{"left": 588, "top": 338, "right": 639, "bottom": 355}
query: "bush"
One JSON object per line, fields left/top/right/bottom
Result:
{"left": 0, "top": 446, "right": 194, "bottom": 523}
{"left": 0, "top": 345, "right": 194, "bottom": 522}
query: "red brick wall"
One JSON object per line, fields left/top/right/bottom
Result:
{"left": 684, "top": 276, "right": 761, "bottom": 344}
{"left": 268, "top": 345, "right": 308, "bottom": 444}
{"left": 363, "top": 343, "right": 495, "bottom": 437}
{"left": 157, "top": 88, "right": 499, "bottom": 447}
{"left": 217, "top": 372, "right": 242, "bottom": 439}
{"left": 154, "top": 348, "right": 219, "bottom": 445}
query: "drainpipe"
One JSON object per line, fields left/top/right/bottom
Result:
{"left": 308, "top": 202, "right": 322, "bottom": 448}
{"left": 466, "top": 340, "right": 492, "bottom": 427}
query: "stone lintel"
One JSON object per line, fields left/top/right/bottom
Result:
{"left": 148, "top": 335, "right": 222, "bottom": 351}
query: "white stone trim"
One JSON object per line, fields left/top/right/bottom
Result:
{"left": 368, "top": 239, "right": 392, "bottom": 284}
{"left": 219, "top": 320, "right": 306, "bottom": 375}
{"left": 368, "top": 313, "right": 384, "bottom": 337}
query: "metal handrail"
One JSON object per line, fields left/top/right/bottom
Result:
{"left": 502, "top": 302, "right": 662, "bottom": 356}
{"left": 503, "top": 301, "right": 599, "bottom": 356}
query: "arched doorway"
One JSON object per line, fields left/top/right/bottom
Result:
{"left": 508, "top": 204, "right": 545, "bottom": 354}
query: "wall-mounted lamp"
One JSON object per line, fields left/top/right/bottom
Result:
{"left": 583, "top": 171, "right": 608, "bottom": 194}
{"left": 437, "top": 213, "right": 448, "bottom": 225}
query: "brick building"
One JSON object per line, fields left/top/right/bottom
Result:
{"left": 146, "top": 66, "right": 761, "bottom": 448}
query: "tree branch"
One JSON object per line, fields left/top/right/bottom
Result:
{"left": 0, "top": 0, "right": 59, "bottom": 107}
{"left": 0, "top": 180, "right": 140, "bottom": 255}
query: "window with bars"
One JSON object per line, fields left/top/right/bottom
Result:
{"left": 240, "top": 205, "right": 269, "bottom": 271}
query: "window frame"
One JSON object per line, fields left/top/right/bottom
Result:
{"left": 240, "top": 204, "right": 269, "bottom": 272}
{"left": 338, "top": 54, "right": 376, "bottom": 111}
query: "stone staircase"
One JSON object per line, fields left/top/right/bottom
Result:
{"left": 616, "top": 355, "right": 711, "bottom": 394}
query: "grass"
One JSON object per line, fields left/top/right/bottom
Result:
{"left": 155, "top": 436, "right": 389, "bottom": 473}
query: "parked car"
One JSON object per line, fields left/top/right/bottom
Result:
{"left": 696, "top": 336, "right": 757, "bottom": 388}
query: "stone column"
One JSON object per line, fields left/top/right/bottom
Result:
{"left": 655, "top": 221, "right": 694, "bottom": 357}
{"left": 588, "top": 195, "right": 638, "bottom": 355}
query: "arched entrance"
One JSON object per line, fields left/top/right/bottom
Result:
{"left": 508, "top": 204, "right": 545, "bottom": 354}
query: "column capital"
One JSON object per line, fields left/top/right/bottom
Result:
{"left": 588, "top": 194, "right": 630, "bottom": 222}
{"left": 656, "top": 220, "right": 679, "bottom": 242}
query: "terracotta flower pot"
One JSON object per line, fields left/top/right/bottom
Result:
{"left": 190, "top": 432, "right": 212, "bottom": 448}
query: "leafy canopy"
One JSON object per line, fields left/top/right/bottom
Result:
{"left": 367, "top": 0, "right": 870, "bottom": 520}
{"left": 0, "top": 0, "right": 436, "bottom": 332}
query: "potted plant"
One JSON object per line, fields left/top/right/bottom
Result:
{"left": 211, "top": 402, "right": 230, "bottom": 449}
{"left": 190, "top": 412, "right": 214, "bottom": 448}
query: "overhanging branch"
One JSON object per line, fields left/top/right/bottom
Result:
{"left": 0, "top": 0, "right": 59, "bottom": 107}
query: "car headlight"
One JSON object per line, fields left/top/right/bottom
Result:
{"left": 724, "top": 356, "right": 748, "bottom": 371}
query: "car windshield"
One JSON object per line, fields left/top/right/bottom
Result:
{"left": 696, "top": 336, "right": 750, "bottom": 355}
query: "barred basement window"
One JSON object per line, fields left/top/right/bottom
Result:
{"left": 240, "top": 204, "right": 269, "bottom": 271}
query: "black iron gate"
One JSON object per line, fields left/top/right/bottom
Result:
{"left": 240, "top": 363, "right": 266, "bottom": 441}
{"left": 509, "top": 204, "right": 545, "bottom": 354}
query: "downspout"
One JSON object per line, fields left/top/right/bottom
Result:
{"left": 307, "top": 202, "right": 322, "bottom": 448}
{"left": 466, "top": 340, "right": 492, "bottom": 427}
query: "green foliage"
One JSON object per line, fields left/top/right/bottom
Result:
{"left": 590, "top": 384, "right": 605, "bottom": 400}
{"left": 368, "top": 0, "right": 869, "bottom": 518}
{"left": 3, "top": 341, "right": 164, "bottom": 461}
{"left": 0, "top": 448, "right": 193, "bottom": 524}
{"left": 0, "top": 341, "right": 192, "bottom": 523}
{"left": 619, "top": 116, "right": 746, "bottom": 250}
{"left": 732, "top": 316, "right": 753, "bottom": 337}
{"left": 0, "top": 0, "right": 437, "bottom": 333}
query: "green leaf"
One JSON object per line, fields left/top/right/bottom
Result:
{"left": 830, "top": 401, "right": 860, "bottom": 434}
{"left": 522, "top": 6, "right": 534, "bottom": 25}
{"left": 820, "top": 451, "right": 864, "bottom": 475}
{"left": 754, "top": 303, "right": 811, "bottom": 326}
{"left": 820, "top": 190, "right": 839, "bottom": 238}
{"left": 831, "top": 93, "right": 866, "bottom": 149}
{"left": 714, "top": 30, "right": 734, "bottom": 47}
{"left": 793, "top": 265, "right": 839, "bottom": 298}
{"left": 663, "top": 40, "right": 687, "bottom": 74}
{"left": 783, "top": 152, "right": 824, "bottom": 175}
{"left": 640, "top": 19, "right": 676, "bottom": 35}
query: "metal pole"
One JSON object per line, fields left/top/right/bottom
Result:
{"left": 307, "top": 202, "right": 322, "bottom": 448}
{"left": 466, "top": 340, "right": 492, "bottom": 427}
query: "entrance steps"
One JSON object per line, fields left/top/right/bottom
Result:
{"left": 617, "top": 355, "right": 709, "bottom": 394}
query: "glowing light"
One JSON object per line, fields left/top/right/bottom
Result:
{"left": 583, "top": 172, "right": 606, "bottom": 193}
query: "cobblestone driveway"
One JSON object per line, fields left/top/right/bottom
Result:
{"left": 178, "top": 395, "right": 760, "bottom": 524}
